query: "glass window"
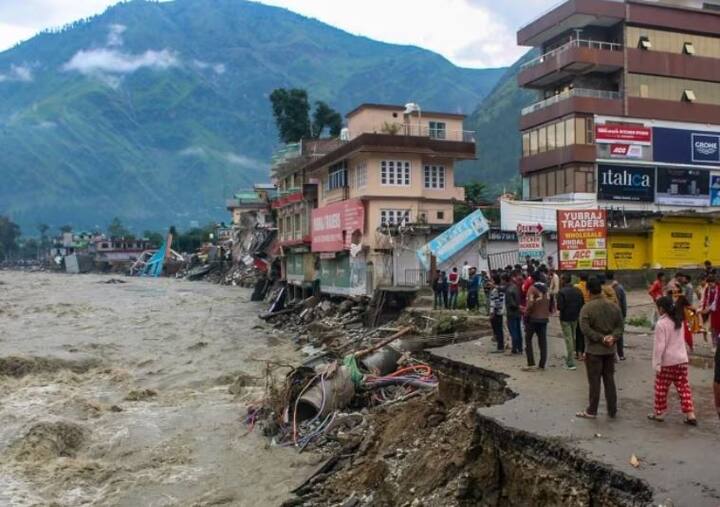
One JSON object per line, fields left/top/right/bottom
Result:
{"left": 538, "top": 126, "right": 547, "bottom": 153}
{"left": 355, "top": 162, "right": 367, "bottom": 189}
{"left": 564, "top": 118, "right": 574, "bottom": 145}
{"left": 380, "top": 209, "right": 411, "bottom": 226}
{"left": 428, "top": 121, "right": 446, "bottom": 139}
{"left": 547, "top": 170, "right": 556, "bottom": 196}
{"left": 437, "top": 211, "right": 445, "bottom": 220}
{"left": 424, "top": 165, "right": 445, "bottom": 189}
{"left": 556, "top": 120, "right": 566, "bottom": 148}
{"left": 380, "top": 160, "right": 411, "bottom": 186}
{"left": 547, "top": 123, "right": 556, "bottom": 151}
{"left": 530, "top": 130, "right": 538, "bottom": 155}
{"left": 522, "top": 133, "right": 530, "bottom": 157}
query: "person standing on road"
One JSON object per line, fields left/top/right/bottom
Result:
{"left": 648, "top": 296, "right": 697, "bottom": 425}
{"left": 460, "top": 261, "right": 471, "bottom": 301}
{"left": 467, "top": 267, "right": 480, "bottom": 311}
{"left": 432, "top": 270, "right": 443, "bottom": 310}
{"left": 577, "top": 277, "right": 624, "bottom": 419}
{"left": 505, "top": 271, "right": 524, "bottom": 355}
{"left": 607, "top": 271, "right": 627, "bottom": 361}
{"left": 448, "top": 267, "right": 459, "bottom": 309}
{"left": 574, "top": 273, "right": 590, "bottom": 359}
{"left": 548, "top": 267, "right": 560, "bottom": 315}
{"left": 489, "top": 274, "right": 506, "bottom": 353}
{"left": 557, "top": 273, "right": 584, "bottom": 370}
{"left": 523, "top": 271, "right": 550, "bottom": 371}
{"left": 702, "top": 274, "right": 720, "bottom": 419}
{"left": 648, "top": 271, "right": 665, "bottom": 328}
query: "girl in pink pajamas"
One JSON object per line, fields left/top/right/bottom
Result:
{"left": 649, "top": 296, "right": 698, "bottom": 425}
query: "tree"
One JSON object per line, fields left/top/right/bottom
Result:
{"left": 0, "top": 216, "right": 21, "bottom": 261}
{"left": 270, "top": 89, "right": 343, "bottom": 142}
{"left": 143, "top": 230, "right": 165, "bottom": 248}
{"left": 59, "top": 224, "right": 73, "bottom": 233}
{"left": 107, "top": 217, "right": 131, "bottom": 238}
{"left": 312, "top": 101, "right": 342, "bottom": 138}
{"left": 270, "top": 88, "right": 311, "bottom": 143}
{"left": 453, "top": 181, "right": 488, "bottom": 222}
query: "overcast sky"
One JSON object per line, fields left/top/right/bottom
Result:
{"left": 0, "top": 0, "right": 556, "bottom": 67}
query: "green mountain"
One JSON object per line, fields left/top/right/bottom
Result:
{"left": 458, "top": 50, "right": 538, "bottom": 193}
{"left": 0, "top": 0, "right": 506, "bottom": 233}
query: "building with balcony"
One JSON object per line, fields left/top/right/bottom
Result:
{"left": 517, "top": 0, "right": 720, "bottom": 209}
{"left": 271, "top": 139, "right": 341, "bottom": 293}
{"left": 301, "top": 103, "right": 475, "bottom": 295}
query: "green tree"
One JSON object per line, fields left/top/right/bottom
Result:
{"left": 143, "top": 230, "right": 165, "bottom": 248}
{"left": 312, "top": 101, "right": 342, "bottom": 138}
{"left": 270, "top": 88, "right": 311, "bottom": 143}
{"left": 453, "top": 181, "right": 487, "bottom": 222}
{"left": 59, "top": 224, "right": 73, "bottom": 233}
{"left": 18, "top": 238, "right": 39, "bottom": 260}
{"left": 0, "top": 216, "right": 21, "bottom": 261}
{"left": 107, "top": 217, "right": 131, "bottom": 238}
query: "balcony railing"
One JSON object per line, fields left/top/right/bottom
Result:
{"left": 521, "top": 88, "right": 622, "bottom": 116}
{"left": 521, "top": 39, "right": 623, "bottom": 70}
{"left": 393, "top": 124, "right": 475, "bottom": 143}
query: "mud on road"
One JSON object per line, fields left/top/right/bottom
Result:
{"left": 0, "top": 271, "right": 318, "bottom": 506}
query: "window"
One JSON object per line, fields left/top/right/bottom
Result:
{"left": 639, "top": 36, "right": 652, "bottom": 50}
{"left": 355, "top": 162, "right": 367, "bottom": 189}
{"left": 683, "top": 42, "right": 696, "bottom": 55}
{"left": 538, "top": 126, "right": 547, "bottom": 153}
{"left": 565, "top": 118, "right": 575, "bottom": 145}
{"left": 380, "top": 209, "right": 411, "bottom": 226}
{"left": 547, "top": 123, "right": 556, "bottom": 151}
{"left": 683, "top": 89, "right": 696, "bottom": 102}
{"left": 436, "top": 211, "right": 445, "bottom": 220}
{"left": 522, "top": 133, "right": 530, "bottom": 157}
{"left": 530, "top": 130, "right": 538, "bottom": 155}
{"left": 380, "top": 160, "right": 411, "bottom": 186}
{"left": 326, "top": 160, "right": 347, "bottom": 190}
{"left": 556, "top": 120, "right": 566, "bottom": 148}
{"left": 424, "top": 165, "right": 446, "bottom": 189}
{"left": 428, "top": 121, "right": 446, "bottom": 139}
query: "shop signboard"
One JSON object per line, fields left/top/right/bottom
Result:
{"left": 417, "top": 209, "right": 489, "bottom": 270}
{"left": 597, "top": 165, "right": 655, "bottom": 202}
{"left": 595, "top": 125, "right": 652, "bottom": 144}
{"left": 557, "top": 209, "right": 607, "bottom": 271}
{"left": 517, "top": 223, "right": 544, "bottom": 261}
{"left": 710, "top": 173, "right": 720, "bottom": 206}
{"left": 311, "top": 199, "right": 365, "bottom": 252}
{"left": 656, "top": 167, "right": 710, "bottom": 207}
{"left": 653, "top": 127, "right": 720, "bottom": 166}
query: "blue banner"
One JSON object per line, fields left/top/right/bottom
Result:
{"left": 653, "top": 127, "right": 720, "bottom": 166}
{"left": 417, "top": 209, "right": 490, "bottom": 270}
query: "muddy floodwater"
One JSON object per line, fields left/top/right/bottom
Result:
{"left": 0, "top": 271, "right": 318, "bottom": 506}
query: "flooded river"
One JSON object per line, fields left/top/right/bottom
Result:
{"left": 0, "top": 271, "right": 318, "bottom": 506}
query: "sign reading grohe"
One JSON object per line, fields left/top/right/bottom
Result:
{"left": 557, "top": 209, "right": 608, "bottom": 271}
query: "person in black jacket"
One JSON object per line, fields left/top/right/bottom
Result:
{"left": 607, "top": 271, "right": 627, "bottom": 360}
{"left": 505, "top": 271, "right": 524, "bottom": 354}
{"left": 557, "top": 273, "right": 585, "bottom": 370}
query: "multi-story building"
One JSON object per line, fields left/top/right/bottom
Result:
{"left": 302, "top": 103, "right": 475, "bottom": 296}
{"left": 518, "top": 0, "right": 720, "bottom": 202}
{"left": 271, "top": 139, "right": 341, "bottom": 296}
{"left": 516, "top": 0, "right": 720, "bottom": 269}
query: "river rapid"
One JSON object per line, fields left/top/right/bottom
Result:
{"left": 0, "top": 271, "right": 318, "bottom": 506}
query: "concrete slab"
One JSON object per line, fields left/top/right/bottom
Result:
{"left": 432, "top": 318, "right": 719, "bottom": 506}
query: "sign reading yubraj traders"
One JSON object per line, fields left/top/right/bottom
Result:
{"left": 311, "top": 199, "right": 364, "bottom": 252}
{"left": 417, "top": 209, "right": 490, "bottom": 270}
{"left": 557, "top": 210, "right": 608, "bottom": 271}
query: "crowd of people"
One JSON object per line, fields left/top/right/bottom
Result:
{"left": 431, "top": 256, "right": 720, "bottom": 424}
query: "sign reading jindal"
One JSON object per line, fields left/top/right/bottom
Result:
{"left": 557, "top": 209, "right": 608, "bottom": 271}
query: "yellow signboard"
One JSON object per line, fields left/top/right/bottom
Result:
{"left": 607, "top": 234, "right": 648, "bottom": 270}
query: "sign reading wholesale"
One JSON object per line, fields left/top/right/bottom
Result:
{"left": 417, "top": 209, "right": 490, "bottom": 270}
{"left": 597, "top": 165, "right": 655, "bottom": 202}
{"left": 557, "top": 210, "right": 607, "bottom": 270}
{"left": 311, "top": 198, "right": 364, "bottom": 252}
{"left": 656, "top": 167, "right": 710, "bottom": 207}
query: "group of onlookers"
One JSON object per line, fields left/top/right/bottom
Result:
{"left": 433, "top": 257, "right": 719, "bottom": 424}
{"left": 431, "top": 261, "right": 483, "bottom": 311}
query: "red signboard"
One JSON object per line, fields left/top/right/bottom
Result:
{"left": 557, "top": 209, "right": 608, "bottom": 271}
{"left": 311, "top": 199, "right": 365, "bottom": 252}
{"left": 596, "top": 125, "right": 652, "bottom": 145}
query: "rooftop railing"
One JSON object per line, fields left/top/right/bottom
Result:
{"left": 520, "top": 38, "right": 623, "bottom": 70}
{"left": 521, "top": 88, "right": 622, "bottom": 116}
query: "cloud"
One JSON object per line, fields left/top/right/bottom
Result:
{"left": 192, "top": 59, "right": 226, "bottom": 75}
{"left": 223, "top": 152, "right": 259, "bottom": 169}
{"left": 179, "top": 146, "right": 207, "bottom": 157}
{"left": 0, "top": 64, "right": 34, "bottom": 83}
{"left": 107, "top": 24, "right": 126, "bottom": 47}
{"left": 63, "top": 48, "right": 180, "bottom": 75}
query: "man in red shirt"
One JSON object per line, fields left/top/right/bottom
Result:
{"left": 648, "top": 271, "right": 665, "bottom": 329}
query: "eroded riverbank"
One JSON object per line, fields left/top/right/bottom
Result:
{"left": 0, "top": 271, "right": 318, "bottom": 506}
